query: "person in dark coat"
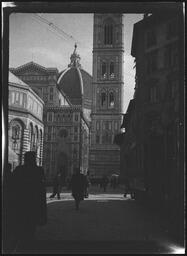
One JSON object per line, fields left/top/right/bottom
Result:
{"left": 70, "top": 168, "right": 85, "bottom": 210}
{"left": 84, "top": 172, "right": 90, "bottom": 198}
{"left": 101, "top": 175, "right": 109, "bottom": 192}
{"left": 49, "top": 171, "right": 63, "bottom": 199}
{"left": 11, "top": 151, "right": 47, "bottom": 252}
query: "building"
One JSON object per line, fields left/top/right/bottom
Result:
{"left": 8, "top": 71, "right": 44, "bottom": 170}
{"left": 10, "top": 45, "right": 92, "bottom": 182}
{"left": 116, "top": 11, "right": 184, "bottom": 243}
{"left": 89, "top": 13, "right": 124, "bottom": 178}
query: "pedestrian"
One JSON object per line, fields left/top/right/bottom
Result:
{"left": 124, "top": 178, "right": 131, "bottom": 197}
{"left": 65, "top": 176, "right": 71, "bottom": 190}
{"left": 111, "top": 175, "right": 118, "bottom": 189}
{"left": 49, "top": 170, "right": 62, "bottom": 199}
{"left": 11, "top": 151, "right": 47, "bottom": 252}
{"left": 84, "top": 171, "right": 90, "bottom": 198}
{"left": 101, "top": 175, "right": 109, "bottom": 192}
{"left": 70, "top": 168, "right": 85, "bottom": 210}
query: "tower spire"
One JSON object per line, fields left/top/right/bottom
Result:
{"left": 68, "top": 43, "right": 81, "bottom": 68}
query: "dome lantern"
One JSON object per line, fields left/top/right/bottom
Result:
{"left": 68, "top": 43, "right": 82, "bottom": 68}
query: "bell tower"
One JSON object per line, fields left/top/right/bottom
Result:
{"left": 89, "top": 14, "right": 124, "bottom": 177}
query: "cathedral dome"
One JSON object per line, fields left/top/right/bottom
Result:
{"left": 57, "top": 44, "right": 92, "bottom": 107}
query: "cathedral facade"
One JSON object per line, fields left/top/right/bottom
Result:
{"left": 9, "top": 14, "right": 124, "bottom": 180}
{"left": 10, "top": 46, "right": 92, "bottom": 182}
{"left": 89, "top": 14, "right": 124, "bottom": 178}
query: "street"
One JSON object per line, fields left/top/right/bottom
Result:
{"left": 32, "top": 187, "right": 183, "bottom": 254}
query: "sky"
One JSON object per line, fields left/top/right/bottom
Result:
{"left": 9, "top": 13, "right": 143, "bottom": 113}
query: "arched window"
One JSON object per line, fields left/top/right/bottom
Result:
{"left": 96, "top": 121, "right": 100, "bottom": 130}
{"left": 104, "top": 23, "right": 113, "bottom": 45}
{"left": 101, "top": 62, "right": 107, "bottom": 79}
{"left": 9, "top": 120, "right": 23, "bottom": 164}
{"left": 109, "top": 62, "right": 115, "bottom": 78}
{"left": 109, "top": 91, "right": 115, "bottom": 108}
{"left": 101, "top": 91, "right": 107, "bottom": 107}
{"left": 12, "top": 125, "right": 21, "bottom": 140}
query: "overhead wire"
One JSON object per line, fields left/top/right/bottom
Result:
{"left": 31, "top": 15, "right": 71, "bottom": 43}
{"left": 32, "top": 14, "right": 81, "bottom": 45}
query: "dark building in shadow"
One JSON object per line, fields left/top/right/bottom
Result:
{"left": 115, "top": 11, "right": 184, "bottom": 244}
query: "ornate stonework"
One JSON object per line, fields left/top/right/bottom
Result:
{"left": 89, "top": 14, "right": 124, "bottom": 178}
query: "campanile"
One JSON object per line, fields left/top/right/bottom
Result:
{"left": 89, "top": 14, "right": 124, "bottom": 177}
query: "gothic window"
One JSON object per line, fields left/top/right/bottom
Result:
{"left": 101, "top": 62, "right": 107, "bottom": 78}
{"left": 114, "top": 121, "right": 118, "bottom": 131}
{"left": 108, "top": 122, "right": 112, "bottom": 130}
{"left": 101, "top": 91, "right": 107, "bottom": 108}
{"left": 109, "top": 62, "right": 115, "bottom": 78}
{"left": 109, "top": 91, "right": 115, "bottom": 108}
{"left": 47, "top": 112, "right": 52, "bottom": 122}
{"left": 49, "top": 87, "right": 54, "bottom": 101}
{"left": 75, "top": 114, "right": 79, "bottom": 121}
{"left": 57, "top": 114, "right": 60, "bottom": 122}
{"left": 104, "top": 23, "right": 113, "bottom": 45}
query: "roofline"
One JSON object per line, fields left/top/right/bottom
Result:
{"left": 77, "top": 67, "right": 84, "bottom": 96}
{"left": 9, "top": 81, "right": 44, "bottom": 105}
{"left": 131, "top": 11, "right": 181, "bottom": 57}
{"left": 57, "top": 67, "right": 71, "bottom": 84}
{"left": 56, "top": 86, "right": 72, "bottom": 106}
{"left": 10, "top": 61, "right": 59, "bottom": 74}
{"left": 80, "top": 68, "right": 92, "bottom": 78}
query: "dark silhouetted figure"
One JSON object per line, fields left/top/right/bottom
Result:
{"left": 84, "top": 172, "right": 90, "bottom": 198}
{"left": 49, "top": 171, "right": 63, "bottom": 199}
{"left": 70, "top": 168, "right": 85, "bottom": 210}
{"left": 66, "top": 176, "right": 71, "bottom": 190}
{"left": 124, "top": 178, "right": 134, "bottom": 198}
{"left": 11, "top": 151, "right": 47, "bottom": 252}
{"left": 101, "top": 175, "right": 109, "bottom": 192}
{"left": 110, "top": 175, "right": 119, "bottom": 189}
